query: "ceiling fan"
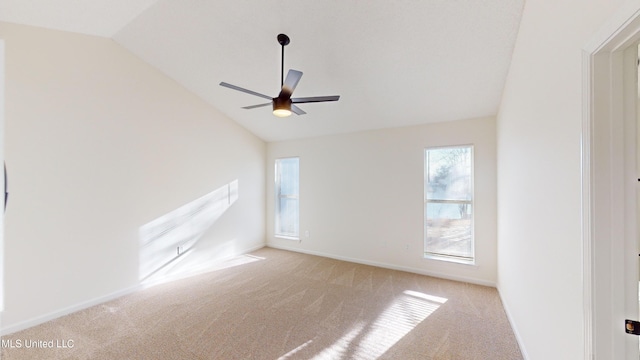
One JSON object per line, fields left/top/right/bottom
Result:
{"left": 220, "top": 34, "right": 340, "bottom": 117}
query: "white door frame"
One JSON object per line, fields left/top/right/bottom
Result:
{"left": 583, "top": 4, "right": 640, "bottom": 359}
{"left": 0, "top": 39, "right": 4, "bottom": 313}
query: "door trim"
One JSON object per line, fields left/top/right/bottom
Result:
{"left": 583, "top": 4, "right": 640, "bottom": 359}
{"left": 0, "top": 39, "right": 4, "bottom": 313}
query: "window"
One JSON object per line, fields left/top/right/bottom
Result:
{"left": 424, "top": 146, "right": 474, "bottom": 263}
{"left": 275, "top": 157, "right": 299, "bottom": 239}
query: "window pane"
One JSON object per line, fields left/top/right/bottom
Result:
{"left": 425, "top": 147, "right": 472, "bottom": 201}
{"left": 277, "top": 197, "right": 299, "bottom": 236}
{"left": 275, "top": 157, "right": 299, "bottom": 238}
{"left": 425, "top": 202, "right": 472, "bottom": 259}
{"left": 278, "top": 158, "right": 299, "bottom": 196}
{"left": 425, "top": 146, "right": 474, "bottom": 262}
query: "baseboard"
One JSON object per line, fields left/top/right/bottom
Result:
{"left": 0, "top": 284, "right": 141, "bottom": 336}
{"left": 497, "top": 286, "right": 529, "bottom": 360}
{"left": 266, "top": 244, "right": 497, "bottom": 288}
{"left": 0, "top": 243, "right": 266, "bottom": 336}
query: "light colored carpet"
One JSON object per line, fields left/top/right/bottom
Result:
{"left": 1, "top": 247, "right": 523, "bottom": 359}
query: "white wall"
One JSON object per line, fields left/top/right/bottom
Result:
{"left": 0, "top": 22, "right": 265, "bottom": 331}
{"left": 267, "top": 117, "right": 497, "bottom": 286}
{"left": 496, "top": 0, "right": 626, "bottom": 359}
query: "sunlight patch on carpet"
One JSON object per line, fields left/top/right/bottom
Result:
{"left": 307, "top": 290, "right": 447, "bottom": 359}
{"left": 311, "top": 323, "right": 367, "bottom": 360}
{"left": 277, "top": 339, "right": 315, "bottom": 360}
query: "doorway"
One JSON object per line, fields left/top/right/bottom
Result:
{"left": 584, "top": 6, "right": 640, "bottom": 359}
{"left": 0, "top": 39, "right": 5, "bottom": 318}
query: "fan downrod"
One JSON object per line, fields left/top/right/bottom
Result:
{"left": 277, "top": 34, "right": 290, "bottom": 87}
{"left": 277, "top": 34, "right": 290, "bottom": 46}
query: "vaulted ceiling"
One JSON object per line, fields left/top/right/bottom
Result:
{"left": 0, "top": 0, "right": 524, "bottom": 141}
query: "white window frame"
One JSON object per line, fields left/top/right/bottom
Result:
{"left": 424, "top": 145, "right": 475, "bottom": 264}
{"left": 275, "top": 157, "right": 299, "bottom": 239}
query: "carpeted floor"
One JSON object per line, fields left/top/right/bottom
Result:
{"left": 1, "top": 247, "right": 523, "bottom": 359}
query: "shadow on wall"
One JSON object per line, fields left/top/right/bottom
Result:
{"left": 139, "top": 180, "right": 239, "bottom": 285}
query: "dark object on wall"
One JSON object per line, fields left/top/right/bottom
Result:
{"left": 219, "top": 33, "right": 340, "bottom": 117}
{"left": 4, "top": 162, "right": 8, "bottom": 211}
{"left": 626, "top": 319, "right": 640, "bottom": 335}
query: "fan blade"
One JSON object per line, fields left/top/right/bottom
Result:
{"left": 242, "top": 103, "right": 272, "bottom": 110}
{"left": 220, "top": 82, "right": 272, "bottom": 100}
{"left": 291, "top": 95, "right": 340, "bottom": 104}
{"left": 279, "top": 69, "right": 303, "bottom": 97}
{"left": 291, "top": 104, "right": 306, "bottom": 115}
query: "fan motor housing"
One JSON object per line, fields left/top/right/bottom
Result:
{"left": 277, "top": 34, "right": 290, "bottom": 46}
{"left": 273, "top": 96, "right": 292, "bottom": 112}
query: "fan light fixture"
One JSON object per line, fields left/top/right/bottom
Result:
{"left": 272, "top": 97, "right": 292, "bottom": 117}
{"left": 273, "top": 108, "right": 292, "bottom": 117}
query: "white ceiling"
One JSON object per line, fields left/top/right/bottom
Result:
{"left": 0, "top": 0, "right": 160, "bottom": 38}
{"left": 0, "top": 0, "right": 524, "bottom": 142}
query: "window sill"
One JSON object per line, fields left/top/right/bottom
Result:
{"left": 424, "top": 254, "right": 476, "bottom": 266}
{"left": 275, "top": 235, "right": 300, "bottom": 241}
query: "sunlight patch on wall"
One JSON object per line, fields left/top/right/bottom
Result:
{"left": 141, "top": 250, "right": 264, "bottom": 288}
{"left": 139, "top": 180, "right": 239, "bottom": 283}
